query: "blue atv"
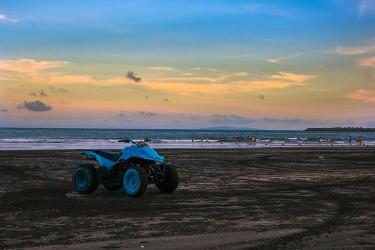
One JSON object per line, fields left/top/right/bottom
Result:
{"left": 72, "top": 139, "right": 179, "bottom": 198}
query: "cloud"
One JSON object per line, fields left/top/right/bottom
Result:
{"left": 231, "top": 72, "right": 249, "bottom": 77}
{"left": 358, "top": 0, "right": 375, "bottom": 17}
{"left": 270, "top": 72, "right": 316, "bottom": 83}
{"left": 30, "top": 90, "right": 48, "bottom": 97}
{"left": 0, "top": 58, "right": 308, "bottom": 95}
{"left": 260, "top": 118, "right": 315, "bottom": 124}
{"left": 209, "top": 114, "right": 255, "bottom": 125}
{"left": 347, "top": 89, "right": 375, "bottom": 103}
{"left": 0, "top": 58, "right": 133, "bottom": 86}
{"left": 0, "top": 108, "right": 7, "bottom": 112}
{"left": 17, "top": 100, "right": 52, "bottom": 112}
{"left": 126, "top": 71, "right": 142, "bottom": 82}
{"left": 258, "top": 94, "right": 265, "bottom": 100}
{"left": 117, "top": 113, "right": 130, "bottom": 121}
{"left": 0, "top": 74, "right": 8, "bottom": 81}
{"left": 267, "top": 59, "right": 280, "bottom": 64}
{"left": 241, "top": 3, "right": 293, "bottom": 17}
{"left": 0, "top": 58, "right": 68, "bottom": 74}
{"left": 266, "top": 52, "right": 306, "bottom": 64}
{"left": 137, "top": 111, "right": 157, "bottom": 117}
{"left": 144, "top": 79, "right": 305, "bottom": 95}
{"left": 48, "top": 86, "right": 68, "bottom": 93}
{"left": 0, "top": 13, "right": 19, "bottom": 23}
{"left": 334, "top": 43, "right": 375, "bottom": 55}
{"left": 158, "top": 76, "right": 224, "bottom": 83}
{"left": 357, "top": 56, "right": 375, "bottom": 68}
{"left": 192, "top": 67, "right": 219, "bottom": 72}
{"left": 158, "top": 72, "right": 248, "bottom": 84}
{"left": 224, "top": 53, "right": 255, "bottom": 59}
{"left": 24, "top": 74, "right": 132, "bottom": 86}
{"left": 163, "top": 98, "right": 169, "bottom": 102}
{"left": 149, "top": 66, "right": 175, "bottom": 71}
{"left": 40, "top": 90, "right": 47, "bottom": 96}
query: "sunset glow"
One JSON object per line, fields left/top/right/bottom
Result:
{"left": 1, "top": 0, "right": 374, "bottom": 129}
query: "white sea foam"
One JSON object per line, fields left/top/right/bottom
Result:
{"left": 0, "top": 138, "right": 374, "bottom": 150}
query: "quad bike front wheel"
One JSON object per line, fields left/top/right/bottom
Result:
{"left": 156, "top": 164, "right": 179, "bottom": 193}
{"left": 122, "top": 166, "right": 148, "bottom": 198}
{"left": 72, "top": 164, "right": 98, "bottom": 194}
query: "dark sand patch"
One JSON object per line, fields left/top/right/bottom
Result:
{"left": 0, "top": 148, "right": 374, "bottom": 249}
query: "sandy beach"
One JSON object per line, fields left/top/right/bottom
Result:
{"left": 1, "top": 147, "right": 375, "bottom": 249}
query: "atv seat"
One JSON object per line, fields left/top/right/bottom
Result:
{"left": 93, "top": 150, "right": 121, "bottom": 162}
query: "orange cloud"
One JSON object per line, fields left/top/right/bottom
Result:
{"left": 158, "top": 72, "right": 249, "bottom": 83}
{"left": 270, "top": 72, "right": 316, "bottom": 83}
{"left": 149, "top": 66, "right": 175, "bottom": 71}
{"left": 267, "top": 58, "right": 280, "bottom": 64}
{"left": 0, "top": 58, "right": 310, "bottom": 96}
{"left": 347, "top": 89, "right": 375, "bottom": 103}
{"left": 157, "top": 76, "right": 224, "bottom": 83}
{"left": 27, "top": 74, "right": 134, "bottom": 85}
{"left": 357, "top": 56, "right": 375, "bottom": 68}
{"left": 334, "top": 43, "right": 375, "bottom": 55}
{"left": 142, "top": 80, "right": 302, "bottom": 95}
{"left": 0, "top": 58, "right": 68, "bottom": 74}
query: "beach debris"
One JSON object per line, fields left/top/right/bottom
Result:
{"left": 126, "top": 71, "right": 142, "bottom": 82}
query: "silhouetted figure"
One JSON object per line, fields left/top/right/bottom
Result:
{"left": 357, "top": 136, "right": 364, "bottom": 146}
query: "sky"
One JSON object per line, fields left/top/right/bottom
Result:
{"left": 0, "top": 0, "right": 374, "bottom": 129}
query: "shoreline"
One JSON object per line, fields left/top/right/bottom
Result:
{"left": 0, "top": 144, "right": 374, "bottom": 150}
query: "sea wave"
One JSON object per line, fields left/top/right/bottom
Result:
{"left": 0, "top": 138, "right": 374, "bottom": 150}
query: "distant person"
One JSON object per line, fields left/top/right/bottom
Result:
{"left": 358, "top": 136, "right": 364, "bottom": 146}
{"left": 138, "top": 140, "right": 149, "bottom": 147}
{"left": 252, "top": 136, "right": 257, "bottom": 145}
{"left": 319, "top": 137, "right": 323, "bottom": 144}
{"left": 348, "top": 136, "right": 352, "bottom": 145}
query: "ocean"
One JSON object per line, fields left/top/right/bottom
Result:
{"left": 0, "top": 127, "right": 374, "bottom": 150}
{"left": 0, "top": 128, "right": 375, "bottom": 150}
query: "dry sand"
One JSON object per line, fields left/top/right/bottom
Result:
{"left": 0, "top": 148, "right": 374, "bottom": 249}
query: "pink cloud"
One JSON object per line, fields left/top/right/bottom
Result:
{"left": 347, "top": 89, "right": 375, "bottom": 103}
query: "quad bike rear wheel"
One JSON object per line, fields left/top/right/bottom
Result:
{"left": 122, "top": 165, "right": 148, "bottom": 198}
{"left": 156, "top": 164, "right": 179, "bottom": 193}
{"left": 72, "top": 164, "right": 98, "bottom": 194}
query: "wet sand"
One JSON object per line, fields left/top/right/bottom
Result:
{"left": 0, "top": 148, "right": 374, "bottom": 249}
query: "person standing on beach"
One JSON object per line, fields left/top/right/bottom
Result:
{"left": 358, "top": 136, "right": 364, "bottom": 146}
{"left": 252, "top": 136, "right": 257, "bottom": 145}
{"left": 348, "top": 136, "right": 352, "bottom": 145}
